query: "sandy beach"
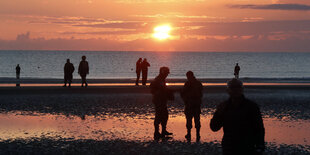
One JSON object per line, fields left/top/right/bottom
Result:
{"left": 0, "top": 79, "right": 309, "bottom": 154}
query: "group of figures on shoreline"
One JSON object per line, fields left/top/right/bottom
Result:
{"left": 150, "top": 67, "right": 265, "bottom": 155}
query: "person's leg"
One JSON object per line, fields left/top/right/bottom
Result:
{"left": 194, "top": 113, "right": 201, "bottom": 142}
{"left": 136, "top": 72, "right": 140, "bottom": 85}
{"left": 161, "top": 109, "right": 172, "bottom": 135}
{"left": 154, "top": 110, "right": 161, "bottom": 140}
{"left": 63, "top": 75, "right": 67, "bottom": 87}
{"left": 185, "top": 113, "right": 193, "bottom": 140}
{"left": 81, "top": 75, "right": 85, "bottom": 87}
{"left": 85, "top": 75, "right": 88, "bottom": 87}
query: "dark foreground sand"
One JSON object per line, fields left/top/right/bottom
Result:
{"left": 0, "top": 85, "right": 309, "bottom": 154}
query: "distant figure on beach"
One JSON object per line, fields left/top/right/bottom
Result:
{"left": 150, "top": 67, "right": 174, "bottom": 140}
{"left": 141, "top": 58, "right": 150, "bottom": 85}
{"left": 78, "top": 56, "right": 89, "bottom": 87}
{"left": 135, "top": 58, "right": 142, "bottom": 86}
{"left": 210, "top": 78, "right": 265, "bottom": 155}
{"left": 63, "top": 59, "right": 75, "bottom": 87}
{"left": 16, "top": 64, "right": 21, "bottom": 79}
{"left": 234, "top": 63, "right": 240, "bottom": 79}
{"left": 180, "top": 71, "right": 203, "bottom": 142}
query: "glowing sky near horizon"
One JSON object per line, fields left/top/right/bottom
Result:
{"left": 0, "top": 0, "right": 310, "bottom": 51}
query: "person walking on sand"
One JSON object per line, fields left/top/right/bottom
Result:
{"left": 210, "top": 78, "right": 265, "bottom": 155}
{"left": 135, "top": 58, "right": 142, "bottom": 86}
{"left": 78, "top": 56, "right": 89, "bottom": 87}
{"left": 150, "top": 67, "right": 174, "bottom": 140}
{"left": 63, "top": 59, "right": 75, "bottom": 87}
{"left": 16, "top": 64, "right": 21, "bottom": 79}
{"left": 234, "top": 63, "right": 240, "bottom": 79}
{"left": 141, "top": 58, "right": 150, "bottom": 85}
{"left": 180, "top": 71, "right": 203, "bottom": 142}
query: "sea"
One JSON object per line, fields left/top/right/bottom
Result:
{"left": 0, "top": 50, "right": 310, "bottom": 79}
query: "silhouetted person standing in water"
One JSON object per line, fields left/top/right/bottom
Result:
{"left": 210, "top": 78, "right": 265, "bottom": 155}
{"left": 78, "top": 56, "right": 89, "bottom": 87}
{"left": 180, "top": 71, "right": 203, "bottom": 142}
{"left": 150, "top": 67, "right": 174, "bottom": 140}
{"left": 135, "top": 58, "right": 142, "bottom": 86}
{"left": 141, "top": 58, "right": 150, "bottom": 85}
{"left": 16, "top": 64, "right": 21, "bottom": 79}
{"left": 234, "top": 63, "right": 240, "bottom": 79}
{"left": 63, "top": 59, "right": 75, "bottom": 87}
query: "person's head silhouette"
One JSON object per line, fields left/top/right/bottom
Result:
{"left": 67, "top": 59, "right": 70, "bottom": 63}
{"left": 236, "top": 63, "right": 239, "bottom": 66}
{"left": 159, "top": 67, "right": 170, "bottom": 79}
{"left": 82, "top": 56, "right": 86, "bottom": 61}
{"left": 227, "top": 78, "right": 243, "bottom": 98}
{"left": 138, "top": 58, "right": 142, "bottom": 62}
{"left": 186, "top": 71, "right": 195, "bottom": 80}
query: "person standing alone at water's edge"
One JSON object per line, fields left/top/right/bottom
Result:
{"left": 210, "top": 78, "right": 265, "bottom": 155}
{"left": 78, "top": 56, "right": 89, "bottom": 87}
{"left": 234, "top": 63, "right": 240, "bottom": 79}
{"left": 141, "top": 58, "right": 150, "bottom": 85}
{"left": 180, "top": 71, "right": 203, "bottom": 142}
{"left": 16, "top": 64, "right": 21, "bottom": 79}
{"left": 150, "top": 67, "right": 174, "bottom": 140}
{"left": 63, "top": 59, "right": 75, "bottom": 87}
{"left": 135, "top": 58, "right": 142, "bottom": 86}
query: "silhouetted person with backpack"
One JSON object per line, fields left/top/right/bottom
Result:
{"left": 63, "top": 59, "right": 75, "bottom": 87}
{"left": 78, "top": 56, "right": 89, "bottom": 87}
{"left": 234, "top": 63, "right": 240, "bottom": 79}
{"left": 180, "top": 71, "right": 203, "bottom": 142}
{"left": 210, "top": 78, "right": 265, "bottom": 155}
{"left": 150, "top": 67, "right": 174, "bottom": 140}
{"left": 141, "top": 58, "right": 150, "bottom": 85}
{"left": 135, "top": 58, "right": 142, "bottom": 86}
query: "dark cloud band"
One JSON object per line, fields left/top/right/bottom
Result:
{"left": 229, "top": 4, "right": 310, "bottom": 11}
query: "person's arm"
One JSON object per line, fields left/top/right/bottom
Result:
{"left": 210, "top": 103, "right": 225, "bottom": 132}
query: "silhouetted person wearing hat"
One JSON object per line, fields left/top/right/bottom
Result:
{"left": 234, "top": 63, "right": 240, "bottom": 79}
{"left": 141, "top": 58, "right": 150, "bottom": 85}
{"left": 63, "top": 59, "right": 75, "bottom": 87}
{"left": 150, "top": 67, "right": 174, "bottom": 140}
{"left": 78, "top": 56, "right": 89, "bottom": 87}
{"left": 135, "top": 58, "right": 142, "bottom": 86}
{"left": 181, "top": 71, "right": 203, "bottom": 142}
{"left": 210, "top": 78, "right": 265, "bottom": 155}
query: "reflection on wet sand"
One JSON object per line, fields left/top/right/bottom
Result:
{"left": 0, "top": 112, "right": 309, "bottom": 146}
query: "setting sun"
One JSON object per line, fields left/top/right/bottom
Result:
{"left": 152, "top": 25, "right": 171, "bottom": 40}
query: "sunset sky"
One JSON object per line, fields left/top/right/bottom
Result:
{"left": 1, "top": 0, "right": 310, "bottom": 51}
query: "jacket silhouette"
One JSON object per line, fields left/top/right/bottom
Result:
{"left": 141, "top": 58, "right": 150, "bottom": 85}
{"left": 150, "top": 67, "right": 174, "bottom": 140}
{"left": 135, "top": 58, "right": 142, "bottom": 85}
{"left": 78, "top": 56, "right": 89, "bottom": 87}
{"left": 64, "top": 59, "right": 75, "bottom": 87}
{"left": 180, "top": 71, "right": 203, "bottom": 141}
{"left": 210, "top": 79, "right": 265, "bottom": 155}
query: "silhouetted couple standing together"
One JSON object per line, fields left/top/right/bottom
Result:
{"left": 136, "top": 58, "right": 150, "bottom": 86}
{"left": 63, "top": 55, "right": 89, "bottom": 87}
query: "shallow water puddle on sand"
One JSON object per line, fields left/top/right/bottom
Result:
{"left": 0, "top": 112, "right": 309, "bottom": 146}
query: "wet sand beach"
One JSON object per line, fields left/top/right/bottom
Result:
{"left": 0, "top": 81, "right": 309, "bottom": 154}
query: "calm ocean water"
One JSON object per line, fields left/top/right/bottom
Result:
{"left": 0, "top": 50, "right": 309, "bottom": 79}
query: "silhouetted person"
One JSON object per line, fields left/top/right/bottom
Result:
{"left": 78, "top": 56, "right": 89, "bottom": 87}
{"left": 135, "top": 58, "right": 142, "bottom": 86}
{"left": 63, "top": 59, "right": 75, "bottom": 87}
{"left": 234, "top": 63, "right": 240, "bottom": 79}
{"left": 210, "top": 78, "right": 265, "bottom": 155}
{"left": 16, "top": 64, "right": 21, "bottom": 87}
{"left": 141, "top": 58, "right": 150, "bottom": 85}
{"left": 180, "top": 71, "right": 203, "bottom": 142}
{"left": 150, "top": 67, "right": 174, "bottom": 140}
{"left": 16, "top": 64, "right": 21, "bottom": 79}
